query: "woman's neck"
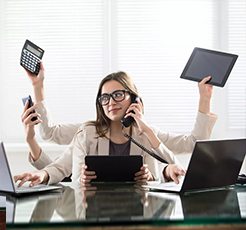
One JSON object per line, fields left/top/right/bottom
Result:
{"left": 110, "top": 121, "right": 131, "bottom": 144}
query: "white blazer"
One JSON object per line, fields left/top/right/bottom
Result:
{"left": 30, "top": 101, "right": 217, "bottom": 184}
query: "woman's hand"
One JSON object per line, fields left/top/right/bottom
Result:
{"left": 134, "top": 164, "right": 154, "bottom": 182}
{"left": 21, "top": 100, "right": 41, "bottom": 142}
{"left": 163, "top": 164, "right": 186, "bottom": 184}
{"left": 80, "top": 184, "right": 97, "bottom": 209}
{"left": 124, "top": 99, "right": 150, "bottom": 134}
{"left": 24, "top": 61, "right": 45, "bottom": 87}
{"left": 124, "top": 99, "right": 161, "bottom": 150}
{"left": 14, "top": 170, "right": 49, "bottom": 187}
{"left": 198, "top": 76, "right": 213, "bottom": 114}
{"left": 23, "top": 61, "right": 45, "bottom": 103}
{"left": 80, "top": 165, "right": 97, "bottom": 185}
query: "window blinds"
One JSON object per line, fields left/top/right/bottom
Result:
{"left": 0, "top": 0, "right": 245, "bottom": 144}
{"left": 228, "top": 1, "right": 246, "bottom": 134}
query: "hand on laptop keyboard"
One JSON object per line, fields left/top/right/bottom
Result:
{"left": 163, "top": 164, "right": 186, "bottom": 184}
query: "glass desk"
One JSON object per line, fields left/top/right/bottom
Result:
{"left": 3, "top": 182, "right": 246, "bottom": 229}
{"left": 0, "top": 196, "right": 6, "bottom": 230}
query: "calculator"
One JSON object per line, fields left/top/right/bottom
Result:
{"left": 20, "top": 39, "right": 44, "bottom": 75}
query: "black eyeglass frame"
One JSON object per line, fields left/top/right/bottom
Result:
{"left": 98, "top": 90, "right": 131, "bottom": 106}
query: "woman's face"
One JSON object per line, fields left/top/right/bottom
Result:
{"left": 101, "top": 80, "right": 131, "bottom": 122}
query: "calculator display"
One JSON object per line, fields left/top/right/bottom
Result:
{"left": 26, "top": 44, "right": 42, "bottom": 58}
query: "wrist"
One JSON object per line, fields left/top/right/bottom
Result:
{"left": 142, "top": 126, "right": 153, "bottom": 136}
{"left": 42, "top": 170, "right": 49, "bottom": 184}
{"left": 33, "top": 82, "right": 44, "bottom": 89}
{"left": 199, "top": 99, "right": 210, "bottom": 115}
{"left": 163, "top": 165, "right": 171, "bottom": 182}
{"left": 33, "top": 85, "right": 45, "bottom": 103}
{"left": 143, "top": 128, "right": 161, "bottom": 149}
{"left": 26, "top": 136, "right": 36, "bottom": 144}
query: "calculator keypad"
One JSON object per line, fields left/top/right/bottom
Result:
{"left": 20, "top": 49, "right": 41, "bottom": 75}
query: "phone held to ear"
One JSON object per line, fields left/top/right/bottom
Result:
{"left": 22, "top": 95, "right": 38, "bottom": 122}
{"left": 120, "top": 94, "right": 168, "bottom": 164}
{"left": 121, "top": 94, "right": 139, "bottom": 128}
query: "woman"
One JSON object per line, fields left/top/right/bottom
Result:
{"left": 73, "top": 71, "right": 183, "bottom": 184}
{"left": 15, "top": 69, "right": 217, "bottom": 186}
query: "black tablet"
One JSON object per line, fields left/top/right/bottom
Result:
{"left": 180, "top": 47, "right": 238, "bottom": 87}
{"left": 85, "top": 155, "right": 143, "bottom": 182}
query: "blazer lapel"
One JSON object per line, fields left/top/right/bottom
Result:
{"left": 130, "top": 125, "right": 144, "bottom": 156}
{"left": 98, "top": 129, "right": 110, "bottom": 155}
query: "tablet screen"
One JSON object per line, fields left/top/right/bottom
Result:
{"left": 85, "top": 155, "right": 143, "bottom": 182}
{"left": 180, "top": 47, "right": 238, "bottom": 87}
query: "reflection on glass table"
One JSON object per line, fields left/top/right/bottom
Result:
{"left": 0, "top": 196, "right": 5, "bottom": 210}
{"left": 5, "top": 182, "right": 246, "bottom": 227}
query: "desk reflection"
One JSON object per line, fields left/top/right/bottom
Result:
{"left": 6, "top": 183, "right": 246, "bottom": 226}
{"left": 0, "top": 196, "right": 5, "bottom": 210}
{"left": 181, "top": 188, "right": 242, "bottom": 219}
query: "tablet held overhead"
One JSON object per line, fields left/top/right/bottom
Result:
{"left": 180, "top": 47, "right": 238, "bottom": 87}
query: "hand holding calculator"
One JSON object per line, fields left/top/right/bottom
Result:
{"left": 20, "top": 40, "right": 44, "bottom": 75}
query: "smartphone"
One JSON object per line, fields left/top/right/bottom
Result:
{"left": 121, "top": 94, "right": 139, "bottom": 127}
{"left": 22, "top": 95, "right": 38, "bottom": 122}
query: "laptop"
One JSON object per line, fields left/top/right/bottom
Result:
{"left": 144, "top": 138, "right": 246, "bottom": 193}
{"left": 0, "top": 142, "right": 61, "bottom": 195}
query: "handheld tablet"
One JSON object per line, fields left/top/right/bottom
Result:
{"left": 180, "top": 47, "right": 238, "bottom": 87}
{"left": 85, "top": 155, "right": 143, "bottom": 182}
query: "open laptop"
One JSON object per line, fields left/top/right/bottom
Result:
{"left": 0, "top": 142, "right": 61, "bottom": 195}
{"left": 144, "top": 138, "right": 246, "bottom": 193}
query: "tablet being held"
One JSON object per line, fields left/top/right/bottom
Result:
{"left": 180, "top": 47, "right": 238, "bottom": 87}
{"left": 85, "top": 155, "right": 143, "bottom": 182}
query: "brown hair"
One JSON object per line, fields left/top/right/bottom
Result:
{"left": 86, "top": 71, "right": 143, "bottom": 139}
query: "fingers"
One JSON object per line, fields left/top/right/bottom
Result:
{"left": 199, "top": 76, "right": 211, "bottom": 85}
{"left": 134, "top": 164, "right": 153, "bottom": 181}
{"left": 21, "top": 104, "right": 39, "bottom": 122}
{"left": 134, "top": 174, "right": 148, "bottom": 181}
{"left": 14, "top": 173, "right": 35, "bottom": 187}
{"left": 170, "top": 171, "right": 179, "bottom": 184}
{"left": 81, "top": 174, "right": 97, "bottom": 184}
{"left": 29, "top": 177, "right": 43, "bottom": 187}
{"left": 80, "top": 165, "right": 97, "bottom": 184}
{"left": 23, "top": 106, "right": 38, "bottom": 118}
{"left": 135, "top": 164, "right": 148, "bottom": 176}
{"left": 21, "top": 100, "right": 31, "bottom": 119}
{"left": 81, "top": 183, "right": 97, "bottom": 191}
{"left": 39, "top": 61, "right": 45, "bottom": 71}
{"left": 169, "top": 167, "right": 186, "bottom": 184}
{"left": 126, "top": 102, "right": 142, "bottom": 115}
{"left": 22, "top": 113, "right": 41, "bottom": 128}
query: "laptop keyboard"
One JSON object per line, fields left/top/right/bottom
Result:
{"left": 15, "top": 184, "right": 46, "bottom": 191}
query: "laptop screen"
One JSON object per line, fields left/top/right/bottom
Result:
{"left": 0, "top": 142, "right": 16, "bottom": 193}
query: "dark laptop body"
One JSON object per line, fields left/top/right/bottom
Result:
{"left": 85, "top": 155, "right": 143, "bottom": 182}
{"left": 144, "top": 138, "right": 246, "bottom": 193}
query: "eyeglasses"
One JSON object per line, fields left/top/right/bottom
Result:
{"left": 98, "top": 90, "right": 130, "bottom": 106}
